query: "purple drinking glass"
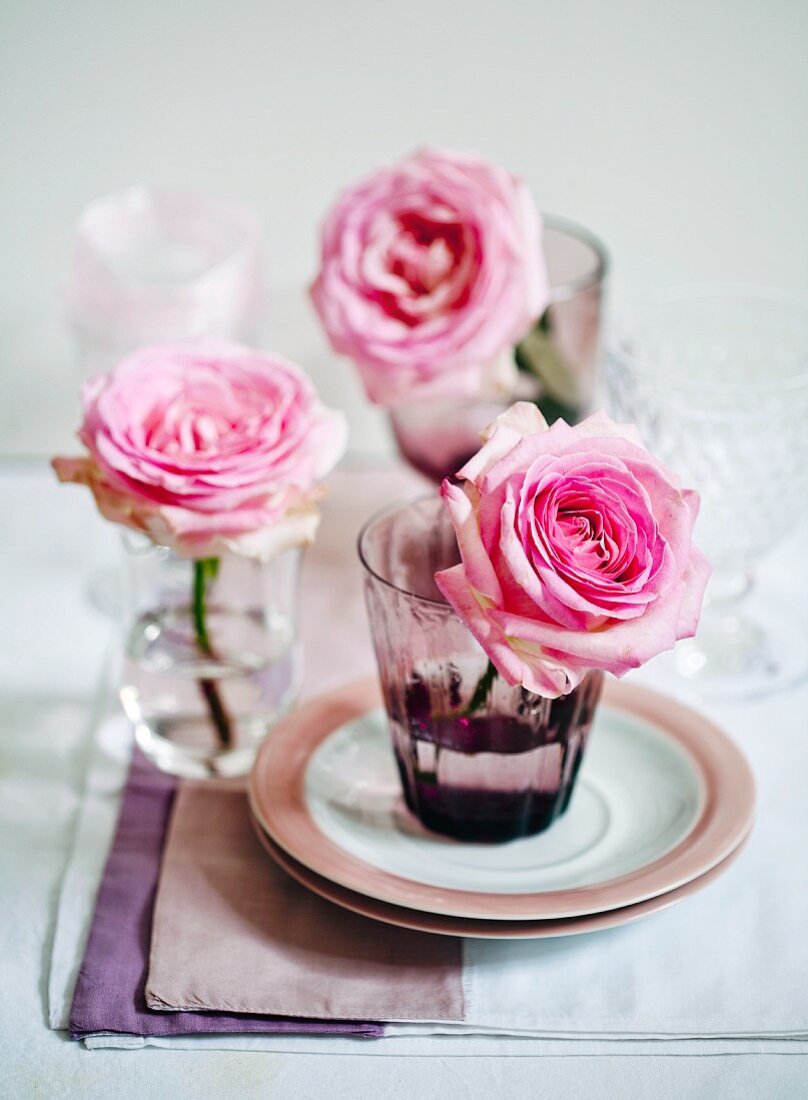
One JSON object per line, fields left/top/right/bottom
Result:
{"left": 358, "top": 496, "right": 604, "bottom": 842}
{"left": 388, "top": 214, "right": 608, "bottom": 485}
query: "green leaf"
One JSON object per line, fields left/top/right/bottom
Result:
{"left": 463, "top": 660, "right": 498, "bottom": 716}
{"left": 516, "top": 325, "right": 581, "bottom": 408}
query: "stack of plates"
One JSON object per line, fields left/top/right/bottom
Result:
{"left": 248, "top": 678, "right": 755, "bottom": 939}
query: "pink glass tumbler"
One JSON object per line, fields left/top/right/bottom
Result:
{"left": 359, "top": 496, "right": 603, "bottom": 842}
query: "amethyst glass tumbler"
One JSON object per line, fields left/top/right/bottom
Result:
{"left": 359, "top": 496, "right": 604, "bottom": 842}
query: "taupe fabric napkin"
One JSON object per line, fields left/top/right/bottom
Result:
{"left": 146, "top": 783, "right": 464, "bottom": 1023}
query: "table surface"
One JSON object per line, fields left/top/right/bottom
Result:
{"left": 2, "top": 460, "right": 807, "bottom": 1100}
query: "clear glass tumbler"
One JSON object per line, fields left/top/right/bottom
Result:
{"left": 66, "top": 186, "right": 263, "bottom": 380}
{"left": 389, "top": 214, "right": 608, "bottom": 484}
{"left": 605, "top": 285, "right": 808, "bottom": 696}
{"left": 120, "top": 537, "right": 301, "bottom": 778}
{"left": 359, "top": 496, "right": 604, "bottom": 842}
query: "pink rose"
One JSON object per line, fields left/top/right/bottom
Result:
{"left": 311, "top": 147, "right": 548, "bottom": 406}
{"left": 435, "top": 404, "right": 711, "bottom": 697}
{"left": 53, "top": 344, "right": 347, "bottom": 560}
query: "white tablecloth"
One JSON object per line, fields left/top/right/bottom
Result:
{"left": 3, "top": 462, "right": 808, "bottom": 1098}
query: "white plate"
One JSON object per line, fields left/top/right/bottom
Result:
{"left": 305, "top": 706, "right": 703, "bottom": 894}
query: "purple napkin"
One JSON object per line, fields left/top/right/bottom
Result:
{"left": 69, "top": 749, "right": 382, "bottom": 1039}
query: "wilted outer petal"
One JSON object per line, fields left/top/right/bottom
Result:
{"left": 479, "top": 400, "right": 549, "bottom": 443}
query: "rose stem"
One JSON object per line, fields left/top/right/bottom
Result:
{"left": 463, "top": 660, "right": 498, "bottom": 717}
{"left": 192, "top": 558, "right": 233, "bottom": 749}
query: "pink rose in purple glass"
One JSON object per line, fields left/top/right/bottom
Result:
{"left": 436, "top": 403, "right": 711, "bottom": 698}
{"left": 311, "top": 147, "right": 549, "bottom": 407}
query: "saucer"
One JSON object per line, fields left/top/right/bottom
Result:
{"left": 249, "top": 678, "right": 754, "bottom": 921}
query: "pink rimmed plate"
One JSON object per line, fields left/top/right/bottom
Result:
{"left": 250, "top": 811, "right": 751, "bottom": 938}
{"left": 248, "top": 678, "right": 754, "bottom": 921}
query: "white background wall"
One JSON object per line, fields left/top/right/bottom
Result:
{"left": 1, "top": 0, "right": 806, "bottom": 458}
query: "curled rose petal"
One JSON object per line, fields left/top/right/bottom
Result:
{"left": 479, "top": 400, "right": 549, "bottom": 442}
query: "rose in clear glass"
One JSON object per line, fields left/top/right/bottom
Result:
{"left": 436, "top": 404, "right": 711, "bottom": 696}
{"left": 311, "top": 147, "right": 549, "bottom": 406}
{"left": 53, "top": 343, "right": 347, "bottom": 560}
{"left": 54, "top": 342, "right": 346, "bottom": 779}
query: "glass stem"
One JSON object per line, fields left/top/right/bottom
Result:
{"left": 192, "top": 558, "right": 233, "bottom": 749}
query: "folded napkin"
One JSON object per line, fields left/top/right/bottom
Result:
{"left": 146, "top": 782, "right": 464, "bottom": 1022}
{"left": 69, "top": 748, "right": 383, "bottom": 1039}
{"left": 145, "top": 688, "right": 808, "bottom": 1043}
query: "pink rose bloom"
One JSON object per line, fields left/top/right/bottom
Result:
{"left": 435, "top": 404, "right": 711, "bottom": 697}
{"left": 53, "top": 344, "right": 347, "bottom": 560}
{"left": 311, "top": 147, "right": 549, "bottom": 407}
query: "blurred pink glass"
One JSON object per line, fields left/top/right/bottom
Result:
{"left": 66, "top": 186, "right": 263, "bottom": 379}
{"left": 389, "top": 214, "right": 608, "bottom": 484}
{"left": 66, "top": 187, "right": 265, "bottom": 619}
